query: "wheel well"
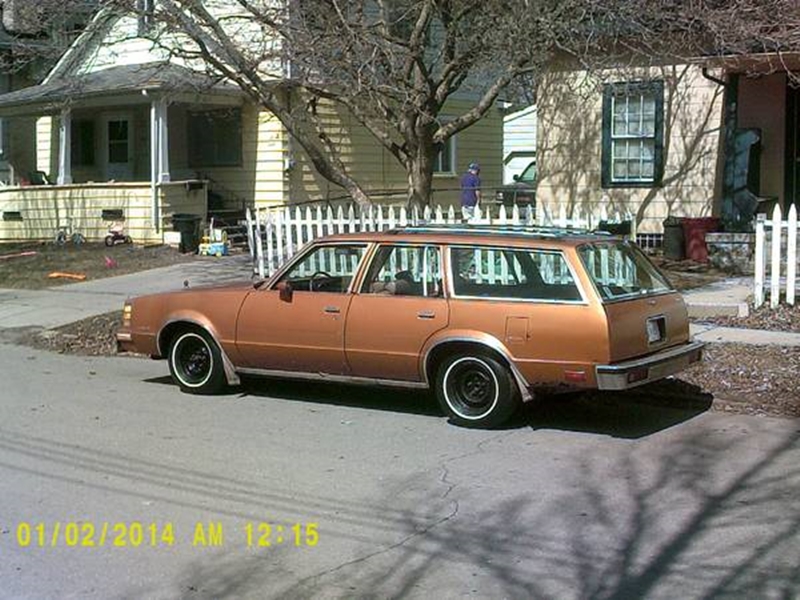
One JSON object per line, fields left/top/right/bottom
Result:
{"left": 426, "top": 341, "right": 510, "bottom": 382}
{"left": 158, "top": 321, "right": 206, "bottom": 357}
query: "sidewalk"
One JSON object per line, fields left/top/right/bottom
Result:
{"left": 1, "top": 259, "right": 799, "bottom": 346}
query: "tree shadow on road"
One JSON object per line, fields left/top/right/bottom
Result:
{"left": 160, "top": 425, "right": 800, "bottom": 599}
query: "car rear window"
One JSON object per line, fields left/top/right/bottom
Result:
{"left": 450, "top": 246, "right": 582, "bottom": 302}
{"left": 578, "top": 241, "right": 672, "bottom": 301}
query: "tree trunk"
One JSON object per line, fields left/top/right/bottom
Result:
{"left": 404, "top": 118, "right": 436, "bottom": 210}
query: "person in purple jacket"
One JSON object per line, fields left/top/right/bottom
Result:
{"left": 460, "top": 162, "right": 482, "bottom": 221}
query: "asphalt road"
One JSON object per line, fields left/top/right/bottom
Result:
{"left": 1, "top": 342, "right": 799, "bottom": 600}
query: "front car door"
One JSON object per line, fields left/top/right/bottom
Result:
{"left": 345, "top": 244, "right": 449, "bottom": 381}
{"left": 236, "top": 243, "right": 367, "bottom": 375}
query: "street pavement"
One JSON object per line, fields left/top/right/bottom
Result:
{"left": 0, "top": 343, "right": 798, "bottom": 599}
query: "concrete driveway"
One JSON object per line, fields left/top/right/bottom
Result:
{"left": 0, "top": 343, "right": 798, "bottom": 599}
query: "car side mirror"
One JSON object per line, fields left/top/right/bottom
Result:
{"left": 513, "top": 174, "right": 520, "bottom": 182}
{"left": 277, "top": 281, "right": 293, "bottom": 302}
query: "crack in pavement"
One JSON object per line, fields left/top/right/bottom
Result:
{"left": 291, "top": 430, "right": 521, "bottom": 590}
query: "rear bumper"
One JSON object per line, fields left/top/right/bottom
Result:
{"left": 595, "top": 341, "right": 704, "bottom": 391}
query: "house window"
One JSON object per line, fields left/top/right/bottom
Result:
{"left": 137, "top": 0, "right": 155, "bottom": 36}
{"left": 188, "top": 108, "right": 242, "bottom": 168}
{"left": 433, "top": 136, "right": 455, "bottom": 174}
{"left": 602, "top": 81, "right": 664, "bottom": 188}
{"left": 71, "top": 120, "right": 95, "bottom": 167}
{"left": 107, "top": 120, "right": 129, "bottom": 163}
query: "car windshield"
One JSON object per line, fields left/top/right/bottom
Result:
{"left": 578, "top": 241, "right": 672, "bottom": 301}
{"left": 519, "top": 162, "right": 537, "bottom": 183}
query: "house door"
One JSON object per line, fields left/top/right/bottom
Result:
{"left": 103, "top": 115, "right": 133, "bottom": 181}
{"left": 785, "top": 85, "right": 800, "bottom": 211}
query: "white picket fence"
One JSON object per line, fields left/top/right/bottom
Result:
{"left": 754, "top": 204, "right": 798, "bottom": 308}
{"left": 246, "top": 202, "right": 636, "bottom": 277}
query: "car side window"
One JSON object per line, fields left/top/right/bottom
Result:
{"left": 361, "top": 245, "right": 443, "bottom": 297}
{"left": 277, "top": 244, "right": 366, "bottom": 293}
{"left": 450, "top": 246, "right": 581, "bottom": 302}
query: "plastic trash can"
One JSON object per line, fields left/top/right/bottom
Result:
{"left": 682, "top": 217, "right": 720, "bottom": 263}
{"left": 662, "top": 221, "right": 685, "bottom": 260}
{"left": 171, "top": 213, "right": 202, "bottom": 253}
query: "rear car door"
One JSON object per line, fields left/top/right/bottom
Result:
{"left": 236, "top": 243, "right": 367, "bottom": 374}
{"left": 345, "top": 244, "right": 449, "bottom": 381}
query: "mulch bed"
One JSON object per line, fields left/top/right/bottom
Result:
{"left": 693, "top": 302, "right": 800, "bottom": 333}
{"left": 0, "top": 242, "right": 195, "bottom": 289}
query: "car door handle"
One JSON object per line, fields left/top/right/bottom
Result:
{"left": 324, "top": 306, "right": 341, "bottom": 314}
{"left": 417, "top": 310, "right": 436, "bottom": 319}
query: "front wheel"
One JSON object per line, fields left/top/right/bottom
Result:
{"left": 435, "top": 353, "right": 520, "bottom": 428}
{"left": 168, "top": 329, "right": 226, "bottom": 394}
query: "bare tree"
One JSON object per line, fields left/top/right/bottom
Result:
{"left": 105, "top": 0, "right": 800, "bottom": 207}
{"left": 0, "top": 0, "right": 100, "bottom": 78}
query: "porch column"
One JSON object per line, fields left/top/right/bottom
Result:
{"left": 156, "top": 97, "right": 170, "bottom": 182}
{"left": 150, "top": 99, "right": 160, "bottom": 231}
{"left": 57, "top": 108, "right": 72, "bottom": 185}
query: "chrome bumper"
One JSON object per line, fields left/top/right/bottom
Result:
{"left": 595, "top": 341, "right": 704, "bottom": 391}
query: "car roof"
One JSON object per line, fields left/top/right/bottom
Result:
{"left": 315, "top": 225, "right": 617, "bottom": 248}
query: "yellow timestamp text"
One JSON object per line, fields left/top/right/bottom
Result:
{"left": 12, "top": 521, "right": 320, "bottom": 549}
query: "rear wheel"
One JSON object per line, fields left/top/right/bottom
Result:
{"left": 435, "top": 353, "right": 520, "bottom": 428}
{"left": 168, "top": 329, "right": 226, "bottom": 394}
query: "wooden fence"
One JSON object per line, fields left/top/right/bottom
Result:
{"left": 754, "top": 204, "right": 798, "bottom": 308}
{"left": 246, "top": 203, "right": 636, "bottom": 277}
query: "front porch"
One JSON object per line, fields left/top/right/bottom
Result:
{"left": 0, "top": 63, "right": 254, "bottom": 243}
{"left": 0, "top": 180, "right": 208, "bottom": 243}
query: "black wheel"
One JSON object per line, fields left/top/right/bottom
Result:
{"left": 309, "top": 270, "right": 333, "bottom": 291}
{"left": 167, "top": 329, "right": 226, "bottom": 394}
{"left": 435, "top": 353, "right": 520, "bottom": 428}
{"left": 71, "top": 232, "right": 85, "bottom": 245}
{"left": 104, "top": 235, "right": 114, "bottom": 247}
{"left": 55, "top": 231, "right": 67, "bottom": 245}
{"left": 123, "top": 235, "right": 132, "bottom": 244}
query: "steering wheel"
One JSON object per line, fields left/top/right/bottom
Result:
{"left": 309, "top": 270, "right": 334, "bottom": 291}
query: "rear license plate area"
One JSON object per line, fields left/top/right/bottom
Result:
{"left": 646, "top": 316, "right": 666, "bottom": 344}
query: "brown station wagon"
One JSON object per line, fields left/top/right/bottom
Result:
{"left": 116, "top": 226, "right": 703, "bottom": 428}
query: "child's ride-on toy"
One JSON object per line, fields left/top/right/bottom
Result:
{"left": 105, "top": 222, "right": 132, "bottom": 246}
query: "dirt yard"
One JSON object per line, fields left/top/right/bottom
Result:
{"left": 0, "top": 242, "right": 195, "bottom": 289}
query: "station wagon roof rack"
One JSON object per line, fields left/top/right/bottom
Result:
{"left": 389, "top": 223, "right": 611, "bottom": 238}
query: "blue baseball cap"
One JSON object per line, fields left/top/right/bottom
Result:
{"left": 468, "top": 162, "right": 480, "bottom": 171}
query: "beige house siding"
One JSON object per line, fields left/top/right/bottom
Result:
{"left": 288, "top": 98, "right": 504, "bottom": 209}
{"left": 167, "top": 103, "right": 287, "bottom": 210}
{"left": 36, "top": 117, "right": 55, "bottom": 177}
{"left": 0, "top": 182, "right": 206, "bottom": 243}
{"left": 538, "top": 64, "right": 726, "bottom": 233}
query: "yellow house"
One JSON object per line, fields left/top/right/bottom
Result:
{"left": 0, "top": 5, "right": 502, "bottom": 243}
{"left": 537, "top": 57, "right": 798, "bottom": 235}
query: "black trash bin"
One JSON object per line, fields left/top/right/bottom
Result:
{"left": 662, "top": 219, "right": 685, "bottom": 261}
{"left": 171, "top": 213, "right": 202, "bottom": 253}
